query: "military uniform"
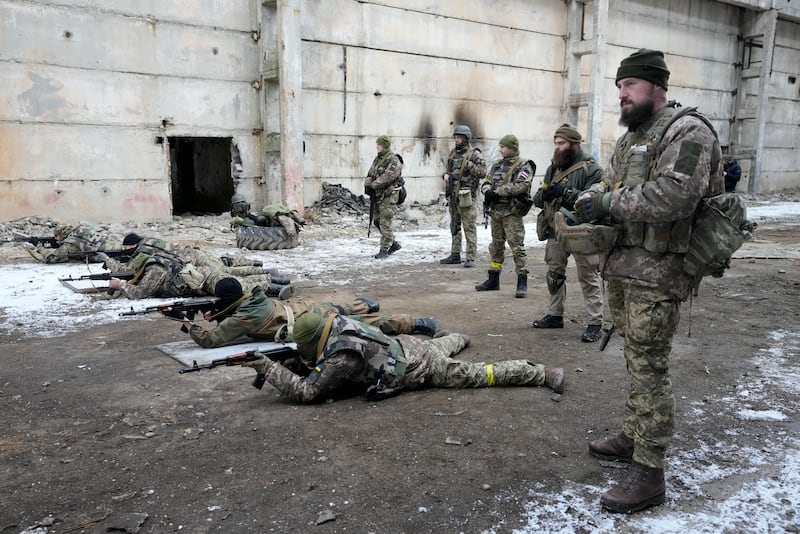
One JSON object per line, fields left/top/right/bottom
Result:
{"left": 364, "top": 136, "right": 404, "bottom": 257}
{"left": 441, "top": 125, "right": 487, "bottom": 266}
{"left": 188, "top": 287, "right": 417, "bottom": 348}
{"left": 577, "top": 49, "right": 724, "bottom": 514}
{"left": 532, "top": 132, "right": 605, "bottom": 339}
{"left": 476, "top": 135, "right": 535, "bottom": 296}
{"left": 250, "top": 315, "right": 560, "bottom": 404}
{"left": 32, "top": 224, "right": 107, "bottom": 264}
{"left": 104, "top": 238, "right": 275, "bottom": 300}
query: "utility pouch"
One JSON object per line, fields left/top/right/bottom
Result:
{"left": 457, "top": 189, "right": 473, "bottom": 208}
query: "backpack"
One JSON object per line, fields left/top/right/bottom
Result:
{"left": 652, "top": 106, "right": 756, "bottom": 283}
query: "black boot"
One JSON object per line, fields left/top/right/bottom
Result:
{"left": 439, "top": 252, "right": 461, "bottom": 264}
{"left": 269, "top": 274, "right": 291, "bottom": 285}
{"left": 375, "top": 249, "right": 389, "bottom": 259}
{"left": 475, "top": 270, "right": 500, "bottom": 291}
{"left": 531, "top": 314, "right": 564, "bottom": 328}
{"left": 251, "top": 260, "right": 264, "bottom": 267}
{"left": 355, "top": 296, "right": 380, "bottom": 313}
{"left": 388, "top": 241, "right": 402, "bottom": 255}
{"left": 266, "top": 283, "right": 294, "bottom": 300}
{"left": 515, "top": 274, "right": 527, "bottom": 298}
{"left": 413, "top": 317, "right": 440, "bottom": 336}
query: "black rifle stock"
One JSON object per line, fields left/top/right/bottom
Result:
{"left": 65, "top": 249, "right": 131, "bottom": 262}
{"left": 60, "top": 272, "right": 135, "bottom": 282}
{"left": 179, "top": 346, "right": 299, "bottom": 389}
{"left": 119, "top": 298, "right": 218, "bottom": 318}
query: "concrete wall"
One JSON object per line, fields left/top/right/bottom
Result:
{"left": 1, "top": 0, "right": 798, "bottom": 223}
{"left": 0, "top": 0, "right": 262, "bottom": 223}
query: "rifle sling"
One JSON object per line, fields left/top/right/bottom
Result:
{"left": 315, "top": 313, "right": 338, "bottom": 363}
{"left": 550, "top": 161, "right": 589, "bottom": 186}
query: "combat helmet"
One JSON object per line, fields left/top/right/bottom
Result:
{"left": 230, "top": 193, "right": 250, "bottom": 216}
{"left": 54, "top": 224, "right": 76, "bottom": 240}
{"left": 453, "top": 124, "right": 472, "bottom": 141}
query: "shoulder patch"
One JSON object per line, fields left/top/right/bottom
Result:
{"left": 674, "top": 140, "right": 702, "bottom": 176}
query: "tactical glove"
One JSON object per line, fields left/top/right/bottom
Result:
{"left": 91, "top": 252, "right": 109, "bottom": 263}
{"left": 541, "top": 183, "right": 566, "bottom": 202}
{"left": 242, "top": 353, "right": 274, "bottom": 376}
{"left": 575, "top": 192, "right": 612, "bottom": 223}
{"left": 484, "top": 190, "right": 499, "bottom": 203}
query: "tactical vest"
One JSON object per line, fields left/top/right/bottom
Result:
{"left": 319, "top": 316, "right": 407, "bottom": 395}
{"left": 448, "top": 146, "right": 479, "bottom": 191}
{"left": 614, "top": 106, "right": 721, "bottom": 253}
{"left": 130, "top": 238, "right": 189, "bottom": 297}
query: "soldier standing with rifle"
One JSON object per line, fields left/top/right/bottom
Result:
{"left": 364, "top": 135, "right": 404, "bottom": 259}
{"left": 439, "top": 125, "right": 487, "bottom": 268}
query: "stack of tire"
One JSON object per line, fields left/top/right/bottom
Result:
{"left": 235, "top": 226, "right": 299, "bottom": 250}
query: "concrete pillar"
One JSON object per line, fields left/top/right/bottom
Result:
{"left": 277, "top": 0, "right": 304, "bottom": 210}
{"left": 750, "top": 8, "right": 777, "bottom": 194}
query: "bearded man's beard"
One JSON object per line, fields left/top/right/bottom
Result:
{"left": 552, "top": 145, "right": 578, "bottom": 169}
{"left": 619, "top": 97, "right": 656, "bottom": 130}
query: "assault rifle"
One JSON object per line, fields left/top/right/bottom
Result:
{"left": 65, "top": 249, "right": 131, "bottom": 262}
{"left": 0, "top": 236, "right": 59, "bottom": 248}
{"left": 365, "top": 184, "right": 377, "bottom": 237}
{"left": 179, "top": 346, "right": 300, "bottom": 389}
{"left": 59, "top": 272, "right": 135, "bottom": 282}
{"left": 119, "top": 297, "right": 218, "bottom": 318}
{"left": 598, "top": 325, "right": 615, "bottom": 352}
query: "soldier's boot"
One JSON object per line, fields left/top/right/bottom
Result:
{"left": 388, "top": 241, "right": 402, "bottom": 255}
{"left": 582, "top": 324, "right": 603, "bottom": 342}
{"left": 412, "top": 317, "right": 440, "bottom": 336}
{"left": 463, "top": 258, "right": 475, "bottom": 268}
{"left": 439, "top": 252, "right": 461, "bottom": 264}
{"left": 266, "top": 283, "right": 294, "bottom": 300}
{"left": 269, "top": 274, "right": 291, "bottom": 286}
{"left": 515, "top": 274, "right": 527, "bottom": 298}
{"left": 375, "top": 249, "right": 389, "bottom": 259}
{"left": 250, "top": 260, "right": 264, "bottom": 267}
{"left": 531, "top": 314, "right": 564, "bottom": 328}
{"left": 475, "top": 270, "right": 500, "bottom": 291}
{"left": 355, "top": 296, "right": 380, "bottom": 313}
{"left": 601, "top": 462, "right": 666, "bottom": 514}
{"left": 589, "top": 432, "right": 634, "bottom": 463}
{"left": 544, "top": 366, "right": 565, "bottom": 394}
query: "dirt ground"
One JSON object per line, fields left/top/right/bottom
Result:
{"left": 1, "top": 213, "right": 799, "bottom": 534}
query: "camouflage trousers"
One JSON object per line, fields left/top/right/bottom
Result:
{"left": 544, "top": 238, "right": 603, "bottom": 323}
{"left": 192, "top": 251, "right": 271, "bottom": 295}
{"left": 488, "top": 214, "right": 527, "bottom": 275}
{"left": 448, "top": 193, "right": 478, "bottom": 259}
{"left": 317, "top": 301, "right": 415, "bottom": 335}
{"left": 607, "top": 280, "right": 679, "bottom": 469}
{"left": 413, "top": 334, "right": 546, "bottom": 389}
{"left": 375, "top": 195, "right": 398, "bottom": 251}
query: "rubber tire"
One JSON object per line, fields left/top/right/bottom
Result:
{"left": 235, "top": 226, "right": 299, "bottom": 250}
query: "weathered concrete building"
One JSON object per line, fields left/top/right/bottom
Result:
{"left": 1, "top": 0, "right": 798, "bottom": 223}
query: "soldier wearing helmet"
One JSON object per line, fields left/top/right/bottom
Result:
{"left": 439, "top": 125, "right": 487, "bottom": 268}
{"left": 27, "top": 223, "right": 108, "bottom": 264}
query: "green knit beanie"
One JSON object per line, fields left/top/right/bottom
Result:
{"left": 616, "top": 49, "right": 670, "bottom": 89}
{"left": 292, "top": 312, "right": 325, "bottom": 346}
{"left": 499, "top": 134, "right": 519, "bottom": 152}
{"left": 376, "top": 135, "right": 391, "bottom": 149}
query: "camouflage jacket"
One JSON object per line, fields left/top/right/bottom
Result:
{"left": 364, "top": 150, "right": 403, "bottom": 199}
{"left": 444, "top": 145, "right": 487, "bottom": 197}
{"left": 260, "top": 316, "right": 430, "bottom": 404}
{"left": 603, "top": 106, "right": 722, "bottom": 300}
{"left": 480, "top": 153, "right": 534, "bottom": 217}
{"left": 38, "top": 225, "right": 107, "bottom": 264}
{"left": 533, "top": 149, "right": 603, "bottom": 238}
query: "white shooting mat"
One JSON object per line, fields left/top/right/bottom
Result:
{"left": 155, "top": 339, "right": 298, "bottom": 369}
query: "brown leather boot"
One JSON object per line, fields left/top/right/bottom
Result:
{"left": 544, "top": 367, "right": 565, "bottom": 394}
{"left": 589, "top": 432, "right": 634, "bottom": 463}
{"left": 600, "top": 461, "right": 666, "bottom": 513}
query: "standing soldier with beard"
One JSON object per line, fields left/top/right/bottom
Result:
{"left": 531, "top": 124, "right": 605, "bottom": 342}
{"left": 574, "top": 49, "right": 722, "bottom": 514}
{"left": 439, "top": 125, "right": 487, "bottom": 268}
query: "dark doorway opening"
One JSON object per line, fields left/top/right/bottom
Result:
{"left": 169, "top": 137, "right": 233, "bottom": 215}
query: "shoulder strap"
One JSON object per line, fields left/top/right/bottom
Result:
{"left": 551, "top": 161, "right": 589, "bottom": 185}
{"left": 456, "top": 147, "right": 474, "bottom": 178}
{"left": 315, "top": 312, "right": 338, "bottom": 363}
{"left": 501, "top": 157, "right": 524, "bottom": 186}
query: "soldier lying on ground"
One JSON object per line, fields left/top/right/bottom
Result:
{"left": 25, "top": 224, "right": 110, "bottom": 264}
{"left": 177, "top": 277, "right": 441, "bottom": 348}
{"left": 238, "top": 311, "right": 566, "bottom": 404}
{"left": 103, "top": 233, "right": 293, "bottom": 300}
{"left": 230, "top": 194, "right": 305, "bottom": 238}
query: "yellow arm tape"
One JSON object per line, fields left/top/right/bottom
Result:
{"left": 490, "top": 262, "right": 503, "bottom": 270}
{"left": 486, "top": 364, "right": 495, "bottom": 387}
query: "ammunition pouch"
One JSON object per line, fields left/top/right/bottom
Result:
{"left": 554, "top": 209, "right": 620, "bottom": 256}
{"left": 457, "top": 189, "right": 473, "bottom": 208}
{"left": 546, "top": 271, "right": 566, "bottom": 295}
{"left": 509, "top": 194, "right": 534, "bottom": 217}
